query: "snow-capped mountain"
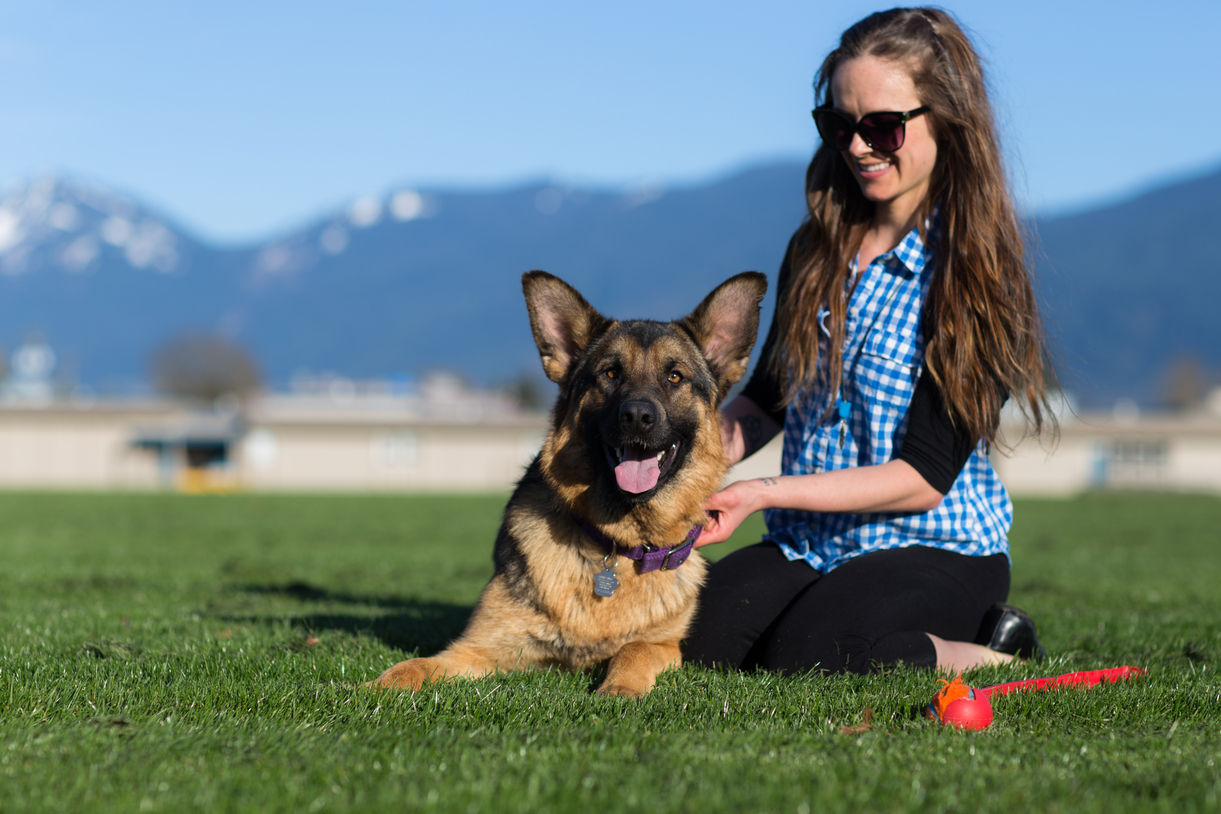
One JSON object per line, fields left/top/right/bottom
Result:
{"left": 0, "top": 163, "right": 1218, "bottom": 408}
{"left": 0, "top": 176, "right": 191, "bottom": 277}
{"left": 246, "top": 189, "right": 438, "bottom": 285}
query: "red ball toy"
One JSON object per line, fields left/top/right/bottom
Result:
{"left": 927, "top": 674, "right": 993, "bottom": 730}
{"left": 940, "top": 694, "right": 993, "bottom": 729}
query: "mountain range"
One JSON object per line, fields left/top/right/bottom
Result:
{"left": 1, "top": 162, "right": 1217, "bottom": 409}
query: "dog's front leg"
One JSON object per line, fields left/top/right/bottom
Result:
{"left": 369, "top": 642, "right": 498, "bottom": 692}
{"left": 597, "top": 640, "right": 682, "bottom": 698}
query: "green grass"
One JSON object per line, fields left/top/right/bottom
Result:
{"left": 1, "top": 491, "right": 1219, "bottom": 813}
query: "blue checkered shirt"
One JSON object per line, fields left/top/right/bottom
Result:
{"left": 764, "top": 223, "right": 1012, "bottom": 573}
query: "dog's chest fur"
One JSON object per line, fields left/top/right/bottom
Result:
{"left": 492, "top": 469, "right": 707, "bottom": 670}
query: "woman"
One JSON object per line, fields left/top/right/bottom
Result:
{"left": 683, "top": 8, "right": 1050, "bottom": 675}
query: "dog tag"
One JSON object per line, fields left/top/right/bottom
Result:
{"left": 593, "top": 568, "right": 619, "bottom": 598}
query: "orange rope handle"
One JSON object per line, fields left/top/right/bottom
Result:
{"left": 928, "top": 672, "right": 975, "bottom": 720}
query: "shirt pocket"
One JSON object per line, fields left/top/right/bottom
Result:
{"left": 855, "top": 327, "right": 921, "bottom": 409}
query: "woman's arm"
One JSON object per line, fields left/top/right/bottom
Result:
{"left": 703, "top": 358, "right": 992, "bottom": 548}
{"left": 719, "top": 395, "right": 783, "bottom": 466}
{"left": 697, "top": 460, "right": 943, "bottom": 547}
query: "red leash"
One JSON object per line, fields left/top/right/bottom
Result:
{"left": 976, "top": 666, "right": 1146, "bottom": 700}
{"left": 928, "top": 666, "right": 1147, "bottom": 729}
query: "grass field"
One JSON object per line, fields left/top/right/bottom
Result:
{"left": 1, "top": 490, "right": 1219, "bottom": 813}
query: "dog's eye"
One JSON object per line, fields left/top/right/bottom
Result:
{"left": 668, "top": 371, "right": 683, "bottom": 384}
{"left": 605, "top": 369, "right": 619, "bottom": 380}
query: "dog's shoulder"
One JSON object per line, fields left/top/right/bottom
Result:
{"left": 492, "top": 457, "right": 598, "bottom": 611}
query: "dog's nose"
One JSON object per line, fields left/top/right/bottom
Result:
{"left": 619, "top": 400, "right": 657, "bottom": 433}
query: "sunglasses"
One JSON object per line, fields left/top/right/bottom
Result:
{"left": 811, "top": 105, "right": 930, "bottom": 152}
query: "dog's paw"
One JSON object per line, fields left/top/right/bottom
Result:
{"left": 369, "top": 658, "right": 438, "bottom": 692}
{"left": 595, "top": 681, "right": 648, "bottom": 698}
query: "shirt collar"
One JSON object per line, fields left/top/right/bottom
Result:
{"left": 888, "top": 211, "right": 938, "bottom": 279}
{"left": 853, "top": 210, "right": 939, "bottom": 280}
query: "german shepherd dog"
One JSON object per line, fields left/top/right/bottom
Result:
{"left": 371, "top": 270, "right": 766, "bottom": 697}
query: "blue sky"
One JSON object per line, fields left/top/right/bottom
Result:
{"left": 2, "top": 1, "right": 1218, "bottom": 242}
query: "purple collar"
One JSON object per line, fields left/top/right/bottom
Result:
{"left": 579, "top": 520, "right": 703, "bottom": 573}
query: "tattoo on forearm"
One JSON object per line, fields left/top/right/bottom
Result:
{"left": 741, "top": 415, "right": 764, "bottom": 457}
{"left": 759, "top": 477, "right": 778, "bottom": 487}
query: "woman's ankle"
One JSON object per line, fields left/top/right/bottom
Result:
{"left": 928, "top": 634, "right": 1015, "bottom": 672}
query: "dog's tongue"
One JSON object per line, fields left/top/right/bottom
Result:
{"left": 615, "top": 445, "right": 659, "bottom": 494}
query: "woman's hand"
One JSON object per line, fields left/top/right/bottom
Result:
{"left": 696, "top": 479, "right": 772, "bottom": 547}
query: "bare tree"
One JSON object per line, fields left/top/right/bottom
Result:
{"left": 150, "top": 333, "right": 261, "bottom": 405}
{"left": 1163, "top": 354, "right": 1206, "bottom": 412}
{"left": 506, "top": 371, "right": 552, "bottom": 412}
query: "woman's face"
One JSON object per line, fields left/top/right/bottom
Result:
{"left": 829, "top": 56, "right": 937, "bottom": 218}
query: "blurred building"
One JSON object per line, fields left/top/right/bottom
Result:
{"left": 0, "top": 372, "right": 547, "bottom": 493}
{"left": 0, "top": 380, "right": 1220, "bottom": 495}
{"left": 992, "top": 406, "right": 1221, "bottom": 495}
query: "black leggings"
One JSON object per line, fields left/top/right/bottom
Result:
{"left": 683, "top": 543, "right": 1009, "bottom": 675}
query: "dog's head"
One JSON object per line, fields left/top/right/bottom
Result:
{"left": 523, "top": 271, "right": 767, "bottom": 526}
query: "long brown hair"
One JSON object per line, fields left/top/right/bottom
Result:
{"left": 772, "top": 7, "right": 1050, "bottom": 444}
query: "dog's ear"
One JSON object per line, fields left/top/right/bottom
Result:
{"left": 522, "top": 271, "right": 612, "bottom": 383}
{"left": 679, "top": 271, "right": 768, "bottom": 400}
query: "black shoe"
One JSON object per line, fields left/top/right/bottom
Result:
{"left": 974, "top": 603, "right": 1047, "bottom": 660}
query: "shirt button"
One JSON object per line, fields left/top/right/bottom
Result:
{"left": 849, "top": 307, "right": 859, "bottom": 316}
